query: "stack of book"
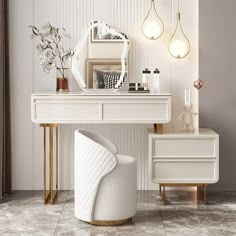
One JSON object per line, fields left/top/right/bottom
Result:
{"left": 128, "top": 83, "right": 150, "bottom": 93}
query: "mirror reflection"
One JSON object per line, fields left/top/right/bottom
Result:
{"left": 71, "top": 21, "right": 129, "bottom": 91}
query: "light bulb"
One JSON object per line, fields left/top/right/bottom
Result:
{"left": 168, "top": 12, "right": 190, "bottom": 59}
{"left": 169, "top": 40, "right": 187, "bottom": 58}
{"left": 142, "top": 0, "right": 164, "bottom": 40}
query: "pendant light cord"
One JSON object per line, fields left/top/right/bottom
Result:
{"left": 177, "top": 0, "right": 180, "bottom": 20}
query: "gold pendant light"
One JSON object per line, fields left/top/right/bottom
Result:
{"left": 168, "top": 0, "right": 190, "bottom": 59}
{"left": 142, "top": 0, "right": 164, "bottom": 40}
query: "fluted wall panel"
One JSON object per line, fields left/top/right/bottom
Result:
{"left": 10, "top": 0, "right": 199, "bottom": 190}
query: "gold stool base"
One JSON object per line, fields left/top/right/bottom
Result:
{"left": 90, "top": 218, "right": 132, "bottom": 226}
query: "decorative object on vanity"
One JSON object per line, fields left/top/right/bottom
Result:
{"left": 168, "top": 0, "right": 190, "bottom": 59}
{"left": 178, "top": 89, "right": 198, "bottom": 132}
{"left": 128, "top": 83, "right": 150, "bottom": 93}
{"left": 128, "top": 83, "right": 140, "bottom": 92}
{"left": 142, "top": 0, "right": 164, "bottom": 40}
{"left": 86, "top": 59, "right": 127, "bottom": 89}
{"left": 74, "top": 130, "right": 137, "bottom": 225}
{"left": 56, "top": 68, "right": 69, "bottom": 92}
{"left": 30, "top": 22, "right": 73, "bottom": 92}
{"left": 142, "top": 68, "right": 151, "bottom": 91}
{"left": 152, "top": 68, "right": 160, "bottom": 93}
{"left": 148, "top": 129, "right": 219, "bottom": 205}
{"left": 71, "top": 21, "right": 129, "bottom": 92}
{"left": 194, "top": 79, "right": 203, "bottom": 90}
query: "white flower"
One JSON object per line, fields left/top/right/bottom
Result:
{"left": 39, "top": 53, "right": 57, "bottom": 73}
{"left": 37, "top": 44, "right": 44, "bottom": 52}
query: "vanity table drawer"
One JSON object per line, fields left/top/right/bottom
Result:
{"left": 31, "top": 94, "right": 171, "bottom": 124}
{"left": 153, "top": 138, "right": 216, "bottom": 158}
{"left": 102, "top": 102, "right": 169, "bottom": 121}
{"left": 34, "top": 102, "right": 100, "bottom": 122}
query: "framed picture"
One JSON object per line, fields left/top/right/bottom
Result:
{"left": 91, "top": 22, "right": 128, "bottom": 43}
{"left": 86, "top": 59, "right": 127, "bottom": 89}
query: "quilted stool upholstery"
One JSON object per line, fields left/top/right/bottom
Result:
{"left": 74, "top": 130, "right": 137, "bottom": 225}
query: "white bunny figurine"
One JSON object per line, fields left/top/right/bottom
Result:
{"left": 179, "top": 89, "right": 198, "bottom": 132}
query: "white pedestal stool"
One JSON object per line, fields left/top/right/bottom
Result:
{"left": 74, "top": 130, "right": 137, "bottom": 226}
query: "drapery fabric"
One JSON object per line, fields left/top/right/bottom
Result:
{"left": 0, "top": 0, "right": 11, "bottom": 198}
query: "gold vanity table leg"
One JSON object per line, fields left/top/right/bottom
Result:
{"left": 43, "top": 126, "right": 48, "bottom": 204}
{"left": 56, "top": 126, "right": 58, "bottom": 197}
{"left": 49, "top": 125, "right": 53, "bottom": 203}
{"left": 40, "top": 124, "right": 59, "bottom": 205}
{"left": 154, "top": 124, "right": 163, "bottom": 134}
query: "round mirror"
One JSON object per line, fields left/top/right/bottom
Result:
{"left": 71, "top": 21, "right": 129, "bottom": 92}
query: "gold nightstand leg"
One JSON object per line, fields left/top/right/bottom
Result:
{"left": 41, "top": 124, "right": 59, "bottom": 205}
{"left": 159, "top": 184, "right": 166, "bottom": 203}
{"left": 154, "top": 124, "right": 163, "bottom": 134}
{"left": 160, "top": 183, "right": 207, "bottom": 205}
{"left": 197, "top": 184, "right": 208, "bottom": 205}
{"left": 162, "top": 185, "right": 166, "bottom": 203}
{"left": 197, "top": 185, "right": 201, "bottom": 203}
{"left": 203, "top": 184, "right": 207, "bottom": 205}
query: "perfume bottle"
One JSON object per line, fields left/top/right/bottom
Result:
{"left": 153, "top": 68, "right": 160, "bottom": 93}
{"left": 142, "top": 68, "right": 150, "bottom": 91}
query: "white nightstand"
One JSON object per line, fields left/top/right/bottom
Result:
{"left": 149, "top": 128, "right": 219, "bottom": 204}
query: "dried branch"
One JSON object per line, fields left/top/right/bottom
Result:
{"left": 29, "top": 22, "right": 73, "bottom": 78}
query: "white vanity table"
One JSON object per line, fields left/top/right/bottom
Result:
{"left": 31, "top": 92, "right": 171, "bottom": 204}
{"left": 31, "top": 92, "right": 219, "bottom": 205}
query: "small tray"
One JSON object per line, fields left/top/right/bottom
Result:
{"left": 128, "top": 90, "right": 150, "bottom": 93}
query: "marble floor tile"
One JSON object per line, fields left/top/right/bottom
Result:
{"left": 54, "top": 193, "right": 166, "bottom": 236}
{"left": 1, "top": 191, "right": 236, "bottom": 236}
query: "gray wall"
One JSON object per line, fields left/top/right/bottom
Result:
{"left": 200, "top": 0, "right": 236, "bottom": 191}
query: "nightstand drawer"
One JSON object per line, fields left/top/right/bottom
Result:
{"left": 149, "top": 129, "right": 219, "bottom": 186}
{"left": 153, "top": 138, "right": 216, "bottom": 158}
{"left": 152, "top": 160, "right": 217, "bottom": 183}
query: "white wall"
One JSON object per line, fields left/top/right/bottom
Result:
{"left": 9, "top": 0, "right": 199, "bottom": 190}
